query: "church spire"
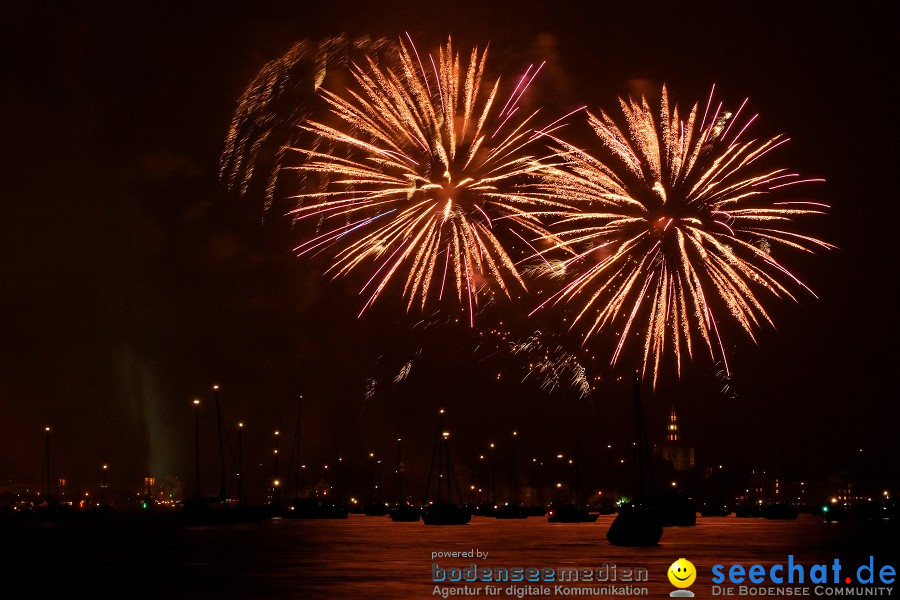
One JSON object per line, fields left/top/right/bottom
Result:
{"left": 667, "top": 407, "right": 679, "bottom": 443}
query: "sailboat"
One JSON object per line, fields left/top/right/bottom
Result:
{"left": 284, "top": 396, "right": 348, "bottom": 520}
{"left": 606, "top": 372, "right": 663, "bottom": 546}
{"left": 548, "top": 503, "right": 600, "bottom": 523}
{"left": 547, "top": 442, "right": 599, "bottom": 523}
{"left": 495, "top": 501, "right": 529, "bottom": 519}
{"left": 761, "top": 502, "right": 799, "bottom": 520}
{"left": 761, "top": 449, "right": 798, "bottom": 520}
{"left": 421, "top": 410, "right": 471, "bottom": 525}
{"left": 496, "top": 432, "right": 528, "bottom": 519}
{"left": 389, "top": 437, "right": 421, "bottom": 522}
{"left": 178, "top": 388, "right": 268, "bottom": 525}
{"left": 363, "top": 452, "right": 390, "bottom": 516}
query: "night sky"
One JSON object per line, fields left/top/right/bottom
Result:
{"left": 1, "top": 2, "right": 896, "bottom": 502}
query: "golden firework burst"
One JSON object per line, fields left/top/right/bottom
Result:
{"left": 530, "top": 85, "right": 833, "bottom": 385}
{"left": 286, "top": 36, "right": 569, "bottom": 324}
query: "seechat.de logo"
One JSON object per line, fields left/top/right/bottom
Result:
{"left": 668, "top": 558, "right": 697, "bottom": 597}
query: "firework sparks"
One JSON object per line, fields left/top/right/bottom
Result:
{"left": 220, "top": 35, "right": 392, "bottom": 207}
{"left": 520, "top": 258, "right": 569, "bottom": 280}
{"left": 478, "top": 328, "right": 594, "bottom": 398}
{"left": 285, "top": 36, "right": 566, "bottom": 324}
{"left": 508, "top": 331, "right": 592, "bottom": 397}
{"left": 364, "top": 378, "right": 377, "bottom": 400}
{"left": 531, "top": 85, "right": 833, "bottom": 385}
{"left": 393, "top": 359, "right": 414, "bottom": 383}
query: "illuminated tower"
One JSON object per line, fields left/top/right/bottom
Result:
{"left": 667, "top": 408, "right": 679, "bottom": 443}
{"left": 658, "top": 407, "right": 694, "bottom": 472}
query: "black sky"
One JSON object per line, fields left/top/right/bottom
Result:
{"left": 1, "top": 1, "right": 897, "bottom": 500}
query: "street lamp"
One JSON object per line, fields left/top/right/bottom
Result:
{"left": 192, "top": 399, "right": 201, "bottom": 501}
{"left": 478, "top": 454, "right": 486, "bottom": 502}
{"left": 555, "top": 453, "right": 565, "bottom": 505}
{"left": 101, "top": 464, "right": 109, "bottom": 506}
{"left": 489, "top": 442, "right": 496, "bottom": 505}
{"left": 272, "top": 430, "right": 281, "bottom": 506}
{"left": 368, "top": 452, "right": 377, "bottom": 505}
{"left": 42, "top": 426, "right": 52, "bottom": 504}
{"left": 510, "top": 431, "right": 519, "bottom": 504}
{"left": 212, "top": 384, "right": 226, "bottom": 504}
{"left": 236, "top": 422, "right": 245, "bottom": 504}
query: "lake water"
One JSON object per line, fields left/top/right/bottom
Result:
{"left": 4, "top": 513, "right": 897, "bottom": 599}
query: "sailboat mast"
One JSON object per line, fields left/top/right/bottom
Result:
{"left": 633, "top": 371, "right": 644, "bottom": 500}
{"left": 510, "top": 431, "right": 518, "bottom": 504}
{"left": 437, "top": 410, "right": 445, "bottom": 502}
{"left": 396, "top": 437, "right": 404, "bottom": 502}
{"left": 193, "top": 399, "right": 201, "bottom": 501}
{"left": 631, "top": 370, "right": 655, "bottom": 500}
{"left": 574, "top": 441, "right": 580, "bottom": 507}
{"left": 213, "top": 385, "right": 227, "bottom": 503}
{"left": 236, "top": 422, "right": 245, "bottom": 504}
{"left": 292, "top": 396, "right": 303, "bottom": 498}
{"left": 332, "top": 434, "right": 346, "bottom": 505}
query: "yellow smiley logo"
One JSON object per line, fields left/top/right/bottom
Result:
{"left": 668, "top": 558, "right": 697, "bottom": 588}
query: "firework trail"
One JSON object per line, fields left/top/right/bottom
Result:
{"left": 477, "top": 327, "right": 594, "bottom": 398}
{"left": 393, "top": 359, "right": 414, "bottom": 383}
{"left": 364, "top": 377, "right": 378, "bottom": 400}
{"left": 530, "top": 85, "right": 833, "bottom": 385}
{"left": 508, "top": 330, "right": 592, "bottom": 397}
{"left": 220, "top": 35, "right": 392, "bottom": 208}
{"left": 285, "top": 35, "right": 570, "bottom": 325}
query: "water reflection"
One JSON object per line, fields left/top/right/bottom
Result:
{"left": 4, "top": 513, "right": 896, "bottom": 599}
{"left": 183, "top": 514, "right": 897, "bottom": 598}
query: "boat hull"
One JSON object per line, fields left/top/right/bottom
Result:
{"left": 422, "top": 503, "right": 471, "bottom": 525}
{"left": 606, "top": 504, "right": 663, "bottom": 546}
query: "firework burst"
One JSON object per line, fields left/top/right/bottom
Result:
{"left": 285, "top": 36, "right": 570, "bottom": 324}
{"left": 531, "top": 85, "right": 833, "bottom": 385}
{"left": 220, "top": 35, "right": 392, "bottom": 208}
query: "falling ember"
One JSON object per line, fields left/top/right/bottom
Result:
{"left": 393, "top": 359, "right": 414, "bottom": 383}
{"left": 531, "top": 85, "right": 833, "bottom": 385}
{"left": 477, "top": 328, "right": 594, "bottom": 398}
{"left": 364, "top": 378, "right": 377, "bottom": 400}
{"left": 284, "top": 35, "right": 566, "bottom": 323}
{"left": 508, "top": 331, "right": 592, "bottom": 398}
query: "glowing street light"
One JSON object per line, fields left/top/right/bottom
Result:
{"left": 100, "top": 464, "right": 109, "bottom": 506}
{"left": 192, "top": 399, "right": 201, "bottom": 500}
{"left": 42, "top": 426, "right": 52, "bottom": 503}
{"left": 236, "top": 421, "right": 245, "bottom": 504}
